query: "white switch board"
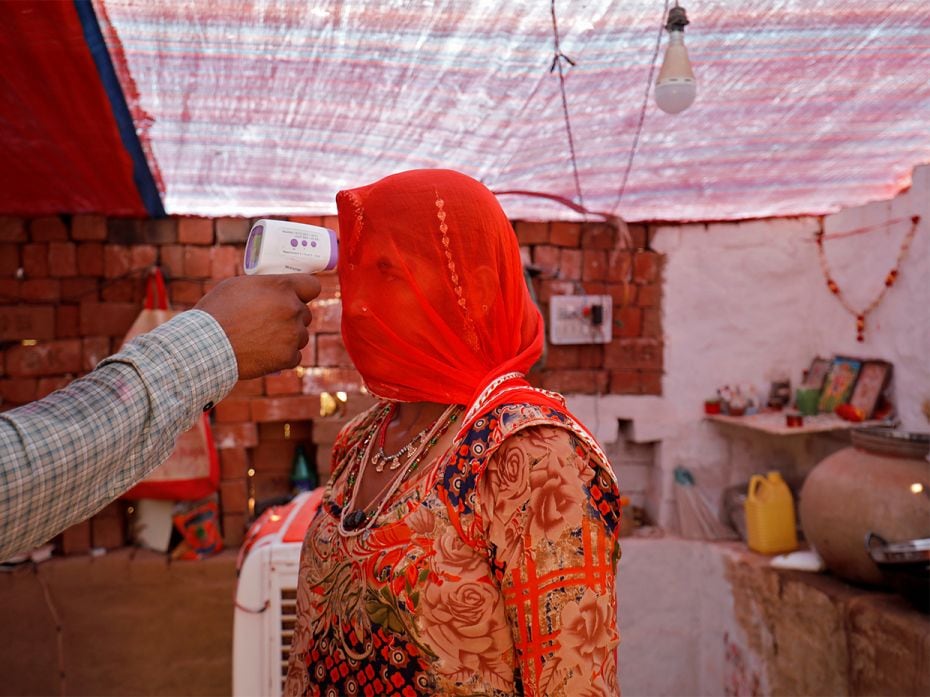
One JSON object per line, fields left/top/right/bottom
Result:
{"left": 549, "top": 294, "right": 612, "bottom": 345}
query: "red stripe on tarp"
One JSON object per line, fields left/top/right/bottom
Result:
{"left": 0, "top": 1, "right": 145, "bottom": 216}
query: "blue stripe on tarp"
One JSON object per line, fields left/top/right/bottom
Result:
{"left": 73, "top": 0, "right": 165, "bottom": 217}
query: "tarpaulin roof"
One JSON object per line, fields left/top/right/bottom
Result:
{"left": 2, "top": 0, "right": 930, "bottom": 222}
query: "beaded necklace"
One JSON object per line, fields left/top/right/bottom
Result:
{"left": 338, "top": 404, "right": 461, "bottom": 536}
{"left": 816, "top": 215, "right": 920, "bottom": 342}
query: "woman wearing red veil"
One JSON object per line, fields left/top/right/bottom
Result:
{"left": 285, "top": 169, "right": 622, "bottom": 697}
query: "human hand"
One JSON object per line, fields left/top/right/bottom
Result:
{"left": 195, "top": 274, "right": 321, "bottom": 379}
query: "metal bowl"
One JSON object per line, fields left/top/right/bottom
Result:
{"left": 851, "top": 427, "right": 930, "bottom": 459}
{"left": 865, "top": 533, "right": 930, "bottom": 613}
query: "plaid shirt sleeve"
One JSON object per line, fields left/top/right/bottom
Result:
{"left": 0, "top": 309, "right": 238, "bottom": 561}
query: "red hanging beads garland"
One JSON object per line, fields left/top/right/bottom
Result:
{"left": 815, "top": 215, "right": 920, "bottom": 342}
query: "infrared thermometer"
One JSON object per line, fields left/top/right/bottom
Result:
{"left": 243, "top": 219, "right": 338, "bottom": 275}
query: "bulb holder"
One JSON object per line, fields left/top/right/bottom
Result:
{"left": 665, "top": 5, "right": 690, "bottom": 32}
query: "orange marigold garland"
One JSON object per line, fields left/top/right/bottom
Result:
{"left": 815, "top": 215, "right": 920, "bottom": 342}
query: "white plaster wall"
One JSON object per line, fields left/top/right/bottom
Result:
{"left": 574, "top": 163, "right": 930, "bottom": 528}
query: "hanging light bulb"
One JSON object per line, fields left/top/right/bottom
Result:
{"left": 654, "top": 4, "right": 696, "bottom": 114}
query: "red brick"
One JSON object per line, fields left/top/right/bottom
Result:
{"left": 104, "top": 245, "right": 132, "bottom": 278}
{"left": 213, "top": 421, "right": 259, "bottom": 449}
{"left": 0, "top": 244, "right": 20, "bottom": 276}
{"left": 56, "top": 305, "right": 80, "bottom": 338}
{"left": 219, "top": 478, "right": 248, "bottom": 514}
{"left": 216, "top": 218, "right": 250, "bottom": 244}
{"left": 252, "top": 472, "right": 293, "bottom": 502}
{"left": 581, "top": 281, "right": 608, "bottom": 295}
{"left": 222, "top": 513, "right": 246, "bottom": 548}
{"left": 61, "top": 277, "right": 99, "bottom": 302}
{"left": 636, "top": 283, "right": 662, "bottom": 307}
{"left": 0, "top": 378, "right": 38, "bottom": 404}
{"left": 614, "top": 306, "right": 643, "bottom": 338}
{"left": 549, "top": 221, "right": 581, "bottom": 247}
{"left": 607, "top": 281, "right": 636, "bottom": 308}
{"left": 60, "top": 521, "right": 91, "bottom": 555}
{"left": 604, "top": 338, "right": 663, "bottom": 372}
{"left": 159, "top": 245, "right": 184, "bottom": 278}
{"left": 577, "top": 344, "right": 604, "bottom": 369}
{"left": 532, "top": 245, "right": 560, "bottom": 276}
{"left": 265, "top": 370, "right": 302, "bottom": 395}
{"left": 0, "top": 306, "right": 55, "bottom": 340}
{"left": 559, "top": 248, "right": 582, "bottom": 280}
{"left": 37, "top": 376, "right": 71, "bottom": 398}
{"left": 321, "top": 215, "right": 340, "bottom": 235}
{"left": 310, "top": 418, "right": 349, "bottom": 445}
{"left": 30, "top": 217, "right": 68, "bottom": 242}
{"left": 607, "top": 250, "right": 633, "bottom": 283}
{"left": 316, "top": 272, "right": 341, "bottom": 301}
{"left": 76, "top": 243, "right": 104, "bottom": 276}
{"left": 537, "top": 279, "right": 574, "bottom": 304}
{"left": 299, "top": 341, "right": 316, "bottom": 367}
{"left": 170, "top": 279, "right": 204, "bottom": 306}
{"left": 544, "top": 345, "right": 581, "bottom": 369}
{"left": 609, "top": 370, "right": 641, "bottom": 394}
{"left": 5, "top": 339, "right": 82, "bottom": 377}
{"left": 21, "top": 279, "right": 60, "bottom": 302}
{"left": 80, "top": 301, "right": 139, "bottom": 338}
{"left": 540, "top": 369, "right": 608, "bottom": 394}
{"left": 252, "top": 441, "right": 299, "bottom": 475}
{"left": 641, "top": 370, "right": 663, "bottom": 395}
{"left": 642, "top": 307, "right": 662, "bottom": 338}
{"left": 144, "top": 218, "right": 178, "bottom": 245}
{"left": 228, "top": 378, "right": 265, "bottom": 398}
{"left": 91, "top": 505, "right": 125, "bottom": 549}
{"left": 308, "top": 298, "right": 341, "bottom": 334}
{"left": 300, "top": 367, "right": 364, "bottom": 394}
{"left": 582, "top": 250, "right": 608, "bottom": 282}
{"left": 581, "top": 223, "right": 616, "bottom": 250}
{"left": 259, "top": 420, "right": 315, "bottom": 441}
{"left": 628, "top": 224, "right": 648, "bottom": 249}
{"left": 290, "top": 215, "right": 325, "bottom": 227}
{"left": 71, "top": 214, "right": 107, "bottom": 241}
{"left": 316, "top": 334, "right": 352, "bottom": 367}
{"left": 184, "top": 246, "right": 212, "bottom": 278}
{"left": 82, "top": 337, "right": 111, "bottom": 371}
{"left": 107, "top": 218, "right": 146, "bottom": 245}
{"left": 214, "top": 397, "right": 252, "bottom": 422}
{"left": 0, "top": 279, "right": 20, "bottom": 301}
{"left": 514, "top": 221, "right": 549, "bottom": 245}
{"left": 251, "top": 395, "right": 319, "bottom": 422}
{"left": 131, "top": 245, "right": 157, "bottom": 271}
{"left": 0, "top": 217, "right": 26, "bottom": 242}
{"left": 22, "top": 243, "right": 49, "bottom": 278}
{"left": 219, "top": 448, "right": 250, "bottom": 480}
{"left": 178, "top": 217, "right": 214, "bottom": 245}
{"left": 211, "top": 246, "right": 241, "bottom": 279}
{"left": 102, "top": 278, "right": 141, "bottom": 303}
{"left": 633, "top": 251, "right": 663, "bottom": 283}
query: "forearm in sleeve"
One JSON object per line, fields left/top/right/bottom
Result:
{"left": 0, "top": 310, "right": 238, "bottom": 561}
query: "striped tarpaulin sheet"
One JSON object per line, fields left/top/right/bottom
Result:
{"left": 93, "top": 0, "right": 930, "bottom": 222}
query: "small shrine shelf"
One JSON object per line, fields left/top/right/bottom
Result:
{"left": 706, "top": 411, "right": 885, "bottom": 436}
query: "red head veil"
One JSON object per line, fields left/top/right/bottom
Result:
{"left": 336, "top": 169, "right": 601, "bottom": 450}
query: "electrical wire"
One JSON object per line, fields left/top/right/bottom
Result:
{"left": 610, "top": 0, "right": 669, "bottom": 217}
{"left": 550, "top": 0, "right": 586, "bottom": 215}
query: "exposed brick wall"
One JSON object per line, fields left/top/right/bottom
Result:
{"left": 0, "top": 213, "right": 664, "bottom": 552}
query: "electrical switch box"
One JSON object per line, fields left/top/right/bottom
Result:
{"left": 548, "top": 294, "right": 613, "bottom": 345}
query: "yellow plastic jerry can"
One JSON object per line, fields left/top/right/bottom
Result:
{"left": 745, "top": 471, "right": 798, "bottom": 554}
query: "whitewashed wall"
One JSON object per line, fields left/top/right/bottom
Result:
{"left": 568, "top": 163, "right": 930, "bottom": 527}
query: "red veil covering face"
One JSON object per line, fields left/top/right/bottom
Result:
{"left": 336, "top": 169, "right": 602, "bottom": 452}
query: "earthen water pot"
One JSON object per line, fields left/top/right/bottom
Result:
{"left": 799, "top": 445, "right": 930, "bottom": 586}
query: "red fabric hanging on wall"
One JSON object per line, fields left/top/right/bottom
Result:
{"left": 0, "top": 1, "right": 145, "bottom": 216}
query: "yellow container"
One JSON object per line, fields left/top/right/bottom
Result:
{"left": 745, "top": 471, "right": 798, "bottom": 554}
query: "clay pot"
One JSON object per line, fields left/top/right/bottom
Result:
{"left": 799, "top": 444, "right": 930, "bottom": 586}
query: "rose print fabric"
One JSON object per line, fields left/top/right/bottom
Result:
{"left": 285, "top": 402, "right": 622, "bottom": 697}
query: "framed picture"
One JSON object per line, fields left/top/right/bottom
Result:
{"left": 817, "top": 356, "right": 862, "bottom": 413}
{"left": 848, "top": 360, "right": 892, "bottom": 419}
{"left": 801, "top": 356, "right": 832, "bottom": 390}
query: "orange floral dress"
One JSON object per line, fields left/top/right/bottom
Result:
{"left": 285, "top": 402, "right": 622, "bottom": 697}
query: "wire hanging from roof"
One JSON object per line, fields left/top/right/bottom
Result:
{"left": 549, "top": 0, "right": 586, "bottom": 216}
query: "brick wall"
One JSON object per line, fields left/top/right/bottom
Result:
{"left": 0, "top": 213, "right": 664, "bottom": 552}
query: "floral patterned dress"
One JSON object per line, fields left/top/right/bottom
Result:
{"left": 285, "top": 402, "right": 623, "bottom": 697}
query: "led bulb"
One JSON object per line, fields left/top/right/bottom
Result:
{"left": 655, "top": 29, "right": 696, "bottom": 114}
